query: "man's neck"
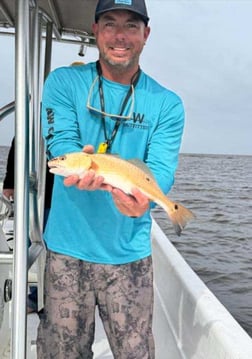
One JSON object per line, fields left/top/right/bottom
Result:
{"left": 98, "top": 59, "right": 139, "bottom": 85}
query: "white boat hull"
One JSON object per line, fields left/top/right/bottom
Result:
{"left": 152, "top": 219, "right": 252, "bottom": 359}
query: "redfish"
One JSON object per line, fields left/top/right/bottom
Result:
{"left": 48, "top": 152, "right": 195, "bottom": 235}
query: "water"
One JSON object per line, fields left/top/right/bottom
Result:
{"left": 1, "top": 147, "right": 252, "bottom": 337}
{"left": 153, "top": 153, "right": 252, "bottom": 337}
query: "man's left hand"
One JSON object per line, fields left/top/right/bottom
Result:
{"left": 111, "top": 188, "right": 149, "bottom": 218}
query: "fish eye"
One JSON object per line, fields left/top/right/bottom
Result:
{"left": 59, "top": 155, "right": 66, "bottom": 161}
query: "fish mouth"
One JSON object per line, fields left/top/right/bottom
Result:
{"left": 47, "top": 162, "right": 64, "bottom": 172}
{"left": 48, "top": 162, "right": 57, "bottom": 169}
{"left": 48, "top": 164, "right": 65, "bottom": 175}
{"left": 48, "top": 155, "right": 66, "bottom": 168}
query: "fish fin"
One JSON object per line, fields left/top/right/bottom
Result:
{"left": 127, "top": 159, "right": 156, "bottom": 180}
{"left": 101, "top": 154, "right": 156, "bottom": 180}
{"left": 166, "top": 201, "right": 196, "bottom": 236}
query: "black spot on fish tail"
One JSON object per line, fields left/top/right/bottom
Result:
{"left": 169, "top": 202, "right": 195, "bottom": 236}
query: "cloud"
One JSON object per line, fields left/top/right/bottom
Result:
{"left": 142, "top": 0, "right": 252, "bottom": 154}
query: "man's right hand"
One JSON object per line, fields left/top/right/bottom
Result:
{"left": 2, "top": 189, "right": 14, "bottom": 201}
{"left": 63, "top": 145, "right": 112, "bottom": 192}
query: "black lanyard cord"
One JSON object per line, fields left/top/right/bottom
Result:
{"left": 95, "top": 61, "right": 141, "bottom": 151}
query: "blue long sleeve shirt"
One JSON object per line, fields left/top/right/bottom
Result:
{"left": 42, "top": 62, "right": 184, "bottom": 264}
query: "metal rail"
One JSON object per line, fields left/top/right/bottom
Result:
{"left": 11, "top": 0, "right": 48, "bottom": 356}
{"left": 0, "top": 253, "right": 13, "bottom": 263}
{"left": 0, "top": 101, "right": 15, "bottom": 121}
{"left": 9, "top": 0, "right": 56, "bottom": 354}
{"left": 0, "top": 1, "right": 14, "bottom": 27}
{"left": 12, "top": 0, "right": 30, "bottom": 357}
{"left": 29, "top": 1, "right": 46, "bottom": 273}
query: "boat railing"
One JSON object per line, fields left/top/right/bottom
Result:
{"left": 0, "top": 101, "right": 15, "bottom": 122}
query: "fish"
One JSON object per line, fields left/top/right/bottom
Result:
{"left": 48, "top": 152, "right": 195, "bottom": 236}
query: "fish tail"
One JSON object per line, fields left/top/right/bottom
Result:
{"left": 163, "top": 200, "right": 196, "bottom": 236}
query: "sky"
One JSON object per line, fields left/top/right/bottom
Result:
{"left": 0, "top": 0, "right": 252, "bottom": 155}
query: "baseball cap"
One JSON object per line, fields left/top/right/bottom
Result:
{"left": 95, "top": 0, "right": 149, "bottom": 26}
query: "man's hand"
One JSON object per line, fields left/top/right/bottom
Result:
{"left": 63, "top": 145, "right": 149, "bottom": 217}
{"left": 63, "top": 145, "right": 112, "bottom": 192}
{"left": 111, "top": 188, "right": 150, "bottom": 218}
{"left": 2, "top": 189, "right": 14, "bottom": 201}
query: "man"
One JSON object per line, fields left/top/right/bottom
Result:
{"left": 37, "top": 1, "right": 185, "bottom": 358}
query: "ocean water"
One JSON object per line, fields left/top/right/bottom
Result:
{"left": 153, "top": 153, "right": 252, "bottom": 337}
{"left": 0, "top": 147, "right": 252, "bottom": 337}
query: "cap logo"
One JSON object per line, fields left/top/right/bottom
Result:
{"left": 115, "top": 0, "right": 132, "bottom": 5}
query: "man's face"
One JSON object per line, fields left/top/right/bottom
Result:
{"left": 92, "top": 10, "right": 150, "bottom": 69}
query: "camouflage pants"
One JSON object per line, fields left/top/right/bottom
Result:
{"left": 37, "top": 250, "right": 155, "bottom": 358}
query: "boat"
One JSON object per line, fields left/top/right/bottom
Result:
{"left": 0, "top": 1, "right": 252, "bottom": 358}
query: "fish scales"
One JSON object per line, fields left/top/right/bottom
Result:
{"left": 48, "top": 152, "right": 195, "bottom": 235}
{"left": 90, "top": 154, "right": 163, "bottom": 198}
